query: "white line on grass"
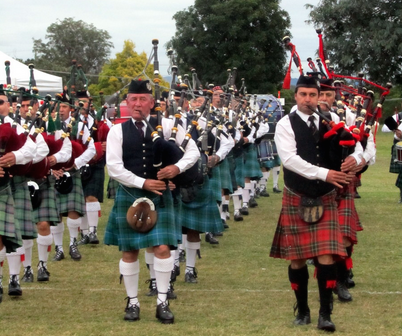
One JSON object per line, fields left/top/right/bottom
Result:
{"left": 21, "top": 287, "right": 402, "bottom": 295}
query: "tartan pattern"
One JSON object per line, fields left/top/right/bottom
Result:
{"left": 56, "top": 172, "right": 86, "bottom": 217}
{"left": 336, "top": 185, "right": 363, "bottom": 244}
{"left": 396, "top": 171, "right": 402, "bottom": 189}
{"left": 104, "top": 185, "right": 179, "bottom": 251}
{"left": 353, "top": 174, "right": 362, "bottom": 188}
{"left": 260, "top": 156, "right": 281, "bottom": 169}
{"left": 208, "top": 165, "right": 222, "bottom": 203}
{"left": 243, "top": 145, "right": 263, "bottom": 180}
{"left": 234, "top": 154, "right": 245, "bottom": 188}
{"left": 107, "top": 178, "right": 119, "bottom": 199}
{"left": 12, "top": 176, "right": 37, "bottom": 240}
{"left": 270, "top": 187, "right": 346, "bottom": 260}
{"left": 226, "top": 152, "right": 238, "bottom": 192}
{"left": 82, "top": 161, "right": 105, "bottom": 202}
{"left": 219, "top": 158, "right": 234, "bottom": 193}
{"left": 33, "top": 176, "right": 59, "bottom": 226}
{"left": 0, "top": 185, "right": 22, "bottom": 253}
{"left": 180, "top": 176, "right": 224, "bottom": 233}
{"left": 389, "top": 144, "right": 401, "bottom": 174}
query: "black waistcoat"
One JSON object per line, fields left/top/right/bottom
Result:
{"left": 122, "top": 117, "right": 158, "bottom": 180}
{"left": 283, "top": 112, "right": 334, "bottom": 198}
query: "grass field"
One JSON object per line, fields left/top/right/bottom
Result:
{"left": 1, "top": 131, "right": 401, "bottom": 336}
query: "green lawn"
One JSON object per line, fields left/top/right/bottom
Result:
{"left": 1, "top": 130, "right": 401, "bottom": 336}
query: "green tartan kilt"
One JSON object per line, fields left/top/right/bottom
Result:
{"left": 82, "top": 161, "right": 105, "bottom": 202}
{"left": 56, "top": 172, "right": 86, "bottom": 217}
{"left": 33, "top": 176, "right": 59, "bottom": 226}
{"left": 219, "top": 157, "right": 234, "bottom": 193}
{"left": 395, "top": 171, "right": 402, "bottom": 189}
{"left": 180, "top": 176, "right": 224, "bottom": 233}
{"left": 0, "top": 184, "right": 22, "bottom": 253}
{"left": 107, "top": 178, "right": 119, "bottom": 199}
{"left": 226, "top": 152, "right": 238, "bottom": 192}
{"left": 243, "top": 145, "right": 263, "bottom": 180}
{"left": 208, "top": 166, "right": 222, "bottom": 203}
{"left": 12, "top": 176, "right": 37, "bottom": 240}
{"left": 234, "top": 154, "right": 245, "bottom": 188}
{"left": 260, "top": 156, "right": 281, "bottom": 169}
{"left": 390, "top": 143, "right": 402, "bottom": 174}
{"left": 104, "top": 185, "right": 179, "bottom": 251}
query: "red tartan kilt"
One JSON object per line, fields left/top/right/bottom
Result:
{"left": 336, "top": 184, "right": 363, "bottom": 244}
{"left": 270, "top": 187, "right": 347, "bottom": 260}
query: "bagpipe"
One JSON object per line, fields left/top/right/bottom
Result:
{"left": 282, "top": 35, "right": 359, "bottom": 167}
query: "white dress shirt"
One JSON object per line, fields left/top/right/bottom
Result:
{"left": 275, "top": 110, "right": 361, "bottom": 182}
{"left": 107, "top": 117, "right": 199, "bottom": 189}
{"left": 64, "top": 116, "right": 96, "bottom": 169}
{"left": 4, "top": 116, "right": 36, "bottom": 164}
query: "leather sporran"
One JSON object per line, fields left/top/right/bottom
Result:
{"left": 298, "top": 196, "right": 324, "bottom": 224}
{"left": 80, "top": 164, "right": 92, "bottom": 181}
{"left": 27, "top": 181, "right": 42, "bottom": 210}
{"left": 126, "top": 197, "right": 157, "bottom": 233}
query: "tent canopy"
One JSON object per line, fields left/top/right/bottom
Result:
{"left": 0, "top": 51, "right": 62, "bottom": 93}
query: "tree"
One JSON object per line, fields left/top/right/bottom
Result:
{"left": 168, "top": 0, "right": 291, "bottom": 93}
{"left": 307, "top": 0, "right": 402, "bottom": 85}
{"left": 33, "top": 18, "right": 113, "bottom": 75}
{"left": 89, "top": 40, "right": 169, "bottom": 98}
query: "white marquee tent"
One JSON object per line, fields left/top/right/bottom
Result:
{"left": 0, "top": 51, "right": 62, "bottom": 93}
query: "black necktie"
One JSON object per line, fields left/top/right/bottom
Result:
{"left": 62, "top": 121, "right": 67, "bottom": 132}
{"left": 308, "top": 115, "right": 319, "bottom": 142}
{"left": 135, "top": 121, "right": 144, "bottom": 139}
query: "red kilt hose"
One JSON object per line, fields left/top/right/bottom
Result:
{"left": 336, "top": 184, "right": 363, "bottom": 245}
{"left": 270, "top": 187, "right": 347, "bottom": 260}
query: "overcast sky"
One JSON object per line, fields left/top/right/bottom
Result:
{"left": 0, "top": 0, "right": 320, "bottom": 83}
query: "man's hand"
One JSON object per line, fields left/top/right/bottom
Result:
{"left": 52, "top": 169, "right": 64, "bottom": 179}
{"left": 168, "top": 181, "right": 176, "bottom": 190}
{"left": 395, "top": 129, "right": 402, "bottom": 139}
{"left": 48, "top": 155, "right": 57, "bottom": 167}
{"left": 356, "top": 158, "right": 367, "bottom": 172}
{"left": 341, "top": 156, "right": 357, "bottom": 173}
{"left": 207, "top": 155, "right": 220, "bottom": 168}
{"left": 143, "top": 179, "right": 167, "bottom": 195}
{"left": 157, "top": 165, "right": 180, "bottom": 180}
{"left": 326, "top": 170, "right": 349, "bottom": 188}
{"left": 0, "top": 153, "right": 16, "bottom": 168}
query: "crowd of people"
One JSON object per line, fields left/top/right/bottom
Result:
{"left": 0, "top": 65, "right": 378, "bottom": 332}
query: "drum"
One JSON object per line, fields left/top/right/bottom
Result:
{"left": 396, "top": 141, "right": 402, "bottom": 163}
{"left": 257, "top": 139, "right": 270, "bottom": 162}
{"left": 257, "top": 140, "right": 278, "bottom": 162}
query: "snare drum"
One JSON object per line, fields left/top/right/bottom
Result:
{"left": 257, "top": 140, "right": 270, "bottom": 162}
{"left": 257, "top": 140, "right": 278, "bottom": 162}
{"left": 396, "top": 141, "right": 402, "bottom": 163}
